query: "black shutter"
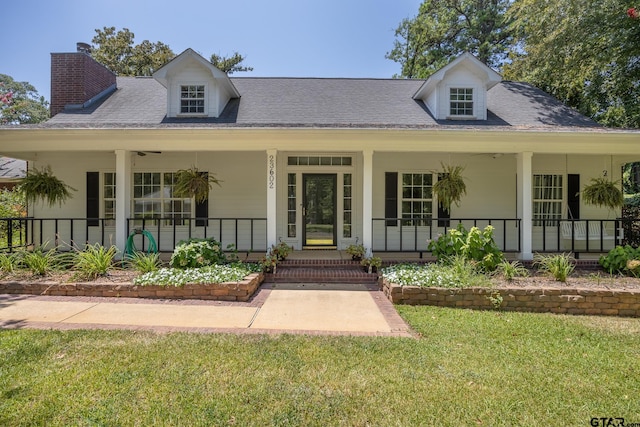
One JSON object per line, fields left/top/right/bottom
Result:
{"left": 86, "top": 172, "right": 99, "bottom": 226}
{"left": 568, "top": 174, "right": 580, "bottom": 219}
{"left": 385, "top": 172, "right": 398, "bottom": 226}
{"left": 195, "top": 171, "right": 209, "bottom": 227}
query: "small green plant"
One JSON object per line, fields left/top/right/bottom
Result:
{"left": 497, "top": 260, "right": 529, "bottom": 281}
{"left": 428, "top": 223, "right": 504, "bottom": 272}
{"left": 134, "top": 263, "right": 261, "bottom": 287}
{"left": 21, "top": 246, "right": 58, "bottom": 276}
{"left": 433, "top": 163, "right": 467, "bottom": 210}
{"left": 170, "top": 238, "right": 227, "bottom": 269}
{"left": 533, "top": 253, "right": 575, "bottom": 282}
{"left": 599, "top": 245, "right": 640, "bottom": 275}
{"left": 487, "top": 291, "right": 504, "bottom": 309}
{"left": 346, "top": 244, "right": 366, "bottom": 260}
{"left": 127, "top": 251, "right": 162, "bottom": 274}
{"left": 74, "top": 244, "right": 118, "bottom": 279}
{"left": 581, "top": 177, "right": 624, "bottom": 210}
{"left": 173, "top": 167, "right": 222, "bottom": 203}
{"left": 382, "top": 262, "right": 492, "bottom": 288}
{"left": 0, "top": 252, "right": 20, "bottom": 274}
{"left": 361, "top": 256, "right": 382, "bottom": 273}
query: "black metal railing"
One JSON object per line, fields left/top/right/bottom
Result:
{"left": 532, "top": 218, "right": 626, "bottom": 253}
{"left": 372, "top": 217, "right": 522, "bottom": 253}
{"left": 126, "top": 217, "right": 268, "bottom": 253}
{"left": 0, "top": 217, "right": 267, "bottom": 253}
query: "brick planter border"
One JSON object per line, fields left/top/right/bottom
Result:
{"left": 380, "top": 278, "right": 640, "bottom": 317}
{"left": 0, "top": 273, "right": 264, "bottom": 302}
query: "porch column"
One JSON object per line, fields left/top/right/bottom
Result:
{"left": 362, "top": 149, "right": 373, "bottom": 256}
{"left": 517, "top": 152, "right": 533, "bottom": 260}
{"left": 266, "top": 149, "right": 277, "bottom": 252}
{"left": 115, "top": 149, "right": 132, "bottom": 256}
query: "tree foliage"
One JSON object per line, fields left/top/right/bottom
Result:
{"left": 504, "top": 0, "right": 640, "bottom": 128}
{"left": 210, "top": 52, "right": 254, "bottom": 74}
{"left": 91, "top": 27, "right": 175, "bottom": 76}
{"left": 0, "top": 74, "right": 49, "bottom": 125}
{"left": 386, "top": 0, "right": 513, "bottom": 78}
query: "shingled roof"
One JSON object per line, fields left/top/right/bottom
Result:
{"left": 43, "top": 76, "right": 599, "bottom": 129}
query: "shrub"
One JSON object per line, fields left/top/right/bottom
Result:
{"left": 428, "top": 223, "right": 504, "bottom": 272}
{"left": 170, "top": 238, "right": 226, "bottom": 269}
{"left": 127, "top": 251, "right": 162, "bottom": 274}
{"left": 534, "top": 253, "right": 575, "bottom": 282}
{"left": 75, "top": 244, "right": 118, "bottom": 279}
{"left": 599, "top": 245, "right": 640, "bottom": 275}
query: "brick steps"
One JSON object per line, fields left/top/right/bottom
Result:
{"left": 264, "top": 259, "right": 379, "bottom": 284}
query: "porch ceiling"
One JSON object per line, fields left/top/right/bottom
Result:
{"left": 1, "top": 127, "right": 639, "bottom": 157}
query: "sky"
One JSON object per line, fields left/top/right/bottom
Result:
{"left": 1, "top": 0, "right": 422, "bottom": 101}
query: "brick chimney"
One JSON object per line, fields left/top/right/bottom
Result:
{"left": 50, "top": 43, "right": 117, "bottom": 117}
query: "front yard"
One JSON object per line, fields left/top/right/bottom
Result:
{"left": 1, "top": 307, "right": 638, "bottom": 425}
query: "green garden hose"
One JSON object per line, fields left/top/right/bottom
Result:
{"left": 124, "top": 229, "right": 158, "bottom": 258}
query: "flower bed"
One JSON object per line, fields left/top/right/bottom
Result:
{"left": 0, "top": 271, "right": 264, "bottom": 302}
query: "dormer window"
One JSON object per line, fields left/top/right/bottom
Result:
{"left": 449, "top": 88, "right": 473, "bottom": 116}
{"left": 180, "top": 85, "right": 205, "bottom": 114}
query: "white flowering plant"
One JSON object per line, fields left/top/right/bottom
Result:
{"left": 169, "top": 238, "right": 227, "bottom": 269}
{"left": 382, "top": 262, "right": 491, "bottom": 288}
{"left": 134, "top": 262, "right": 261, "bottom": 287}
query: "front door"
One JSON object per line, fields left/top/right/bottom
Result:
{"left": 303, "top": 174, "right": 337, "bottom": 247}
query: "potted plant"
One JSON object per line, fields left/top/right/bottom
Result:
{"left": 260, "top": 254, "right": 278, "bottom": 273}
{"left": 346, "top": 243, "right": 366, "bottom": 261}
{"left": 581, "top": 177, "right": 624, "bottom": 210}
{"left": 270, "top": 241, "right": 293, "bottom": 261}
{"left": 433, "top": 163, "right": 467, "bottom": 211}
{"left": 361, "top": 256, "right": 382, "bottom": 273}
{"left": 173, "top": 166, "right": 222, "bottom": 203}
{"left": 18, "top": 165, "right": 76, "bottom": 207}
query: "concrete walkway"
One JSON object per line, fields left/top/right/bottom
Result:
{"left": 0, "top": 283, "right": 413, "bottom": 337}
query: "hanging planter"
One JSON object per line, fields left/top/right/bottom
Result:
{"left": 433, "top": 163, "right": 467, "bottom": 210}
{"left": 581, "top": 177, "right": 624, "bottom": 210}
{"left": 173, "top": 166, "right": 221, "bottom": 203}
{"left": 18, "top": 165, "right": 76, "bottom": 207}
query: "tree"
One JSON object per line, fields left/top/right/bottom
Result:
{"left": 0, "top": 75, "right": 49, "bottom": 125}
{"left": 210, "top": 52, "right": 254, "bottom": 74}
{"left": 91, "top": 27, "right": 174, "bottom": 76}
{"left": 386, "top": 0, "right": 513, "bottom": 78}
{"left": 504, "top": 0, "right": 640, "bottom": 128}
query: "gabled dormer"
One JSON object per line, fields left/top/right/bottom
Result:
{"left": 412, "top": 52, "right": 501, "bottom": 121}
{"left": 153, "top": 48, "right": 240, "bottom": 118}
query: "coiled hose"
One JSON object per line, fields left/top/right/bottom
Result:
{"left": 124, "top": 229, "right": 158, "bottom": 258}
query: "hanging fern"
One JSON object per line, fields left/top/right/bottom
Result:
{"left": 581, "top": 177, "right": 624, "bottom": 210}
{"left": 18, "top": 165, "right": 76, "bottom": 207}
{"left": 173, "top": 166, "right": 222, "bottom": 203}
{"left": 433, "top": 163, "right": 467, "bottom": 210}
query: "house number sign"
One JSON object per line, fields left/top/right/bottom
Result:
{"left": 268, "top": 154, "right": 276, "bottom": 189}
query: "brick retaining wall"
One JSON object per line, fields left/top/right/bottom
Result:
{"left": 381, "top": 279, "right": 640, "bottom": 317}
{"left": 0, "top": 273, "right": 263, "bottom": 302}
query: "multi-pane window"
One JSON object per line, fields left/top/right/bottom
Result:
{"left": 133, "top": 172, "right": 192, "bottom": 225}
{"left": 401, "top": 173, "right": 433, "bottom": 226}
{"left": 180, "top": 85, "right": 205, "bottom": 114}
{"left": 287, "top": 156, "right": 352, "bottom": 166}
{"left": 103, "top": 172, "right": 116, "bottom": 226}
{"left": 449, "top": 88, "right": 473, "bottom": 116}
{"left": 533, "top": 174, "right": 563, "bottom": 226}
{"left": 343, "top": 173, "right": 352, "bottom": 238}
{"left": 287, "top": 173, "right": 296, "bottom": 238}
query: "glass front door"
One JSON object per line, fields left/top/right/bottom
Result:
{"left": 303, "top": 174, "right": 337, "bottom": 247}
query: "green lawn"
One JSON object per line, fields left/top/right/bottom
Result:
{"left": 1, "top": 307, "right": 639, "bottom": 426}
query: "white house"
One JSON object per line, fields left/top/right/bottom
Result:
{"left": 1, "top": 45, "right": 639, "bottom": 259}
